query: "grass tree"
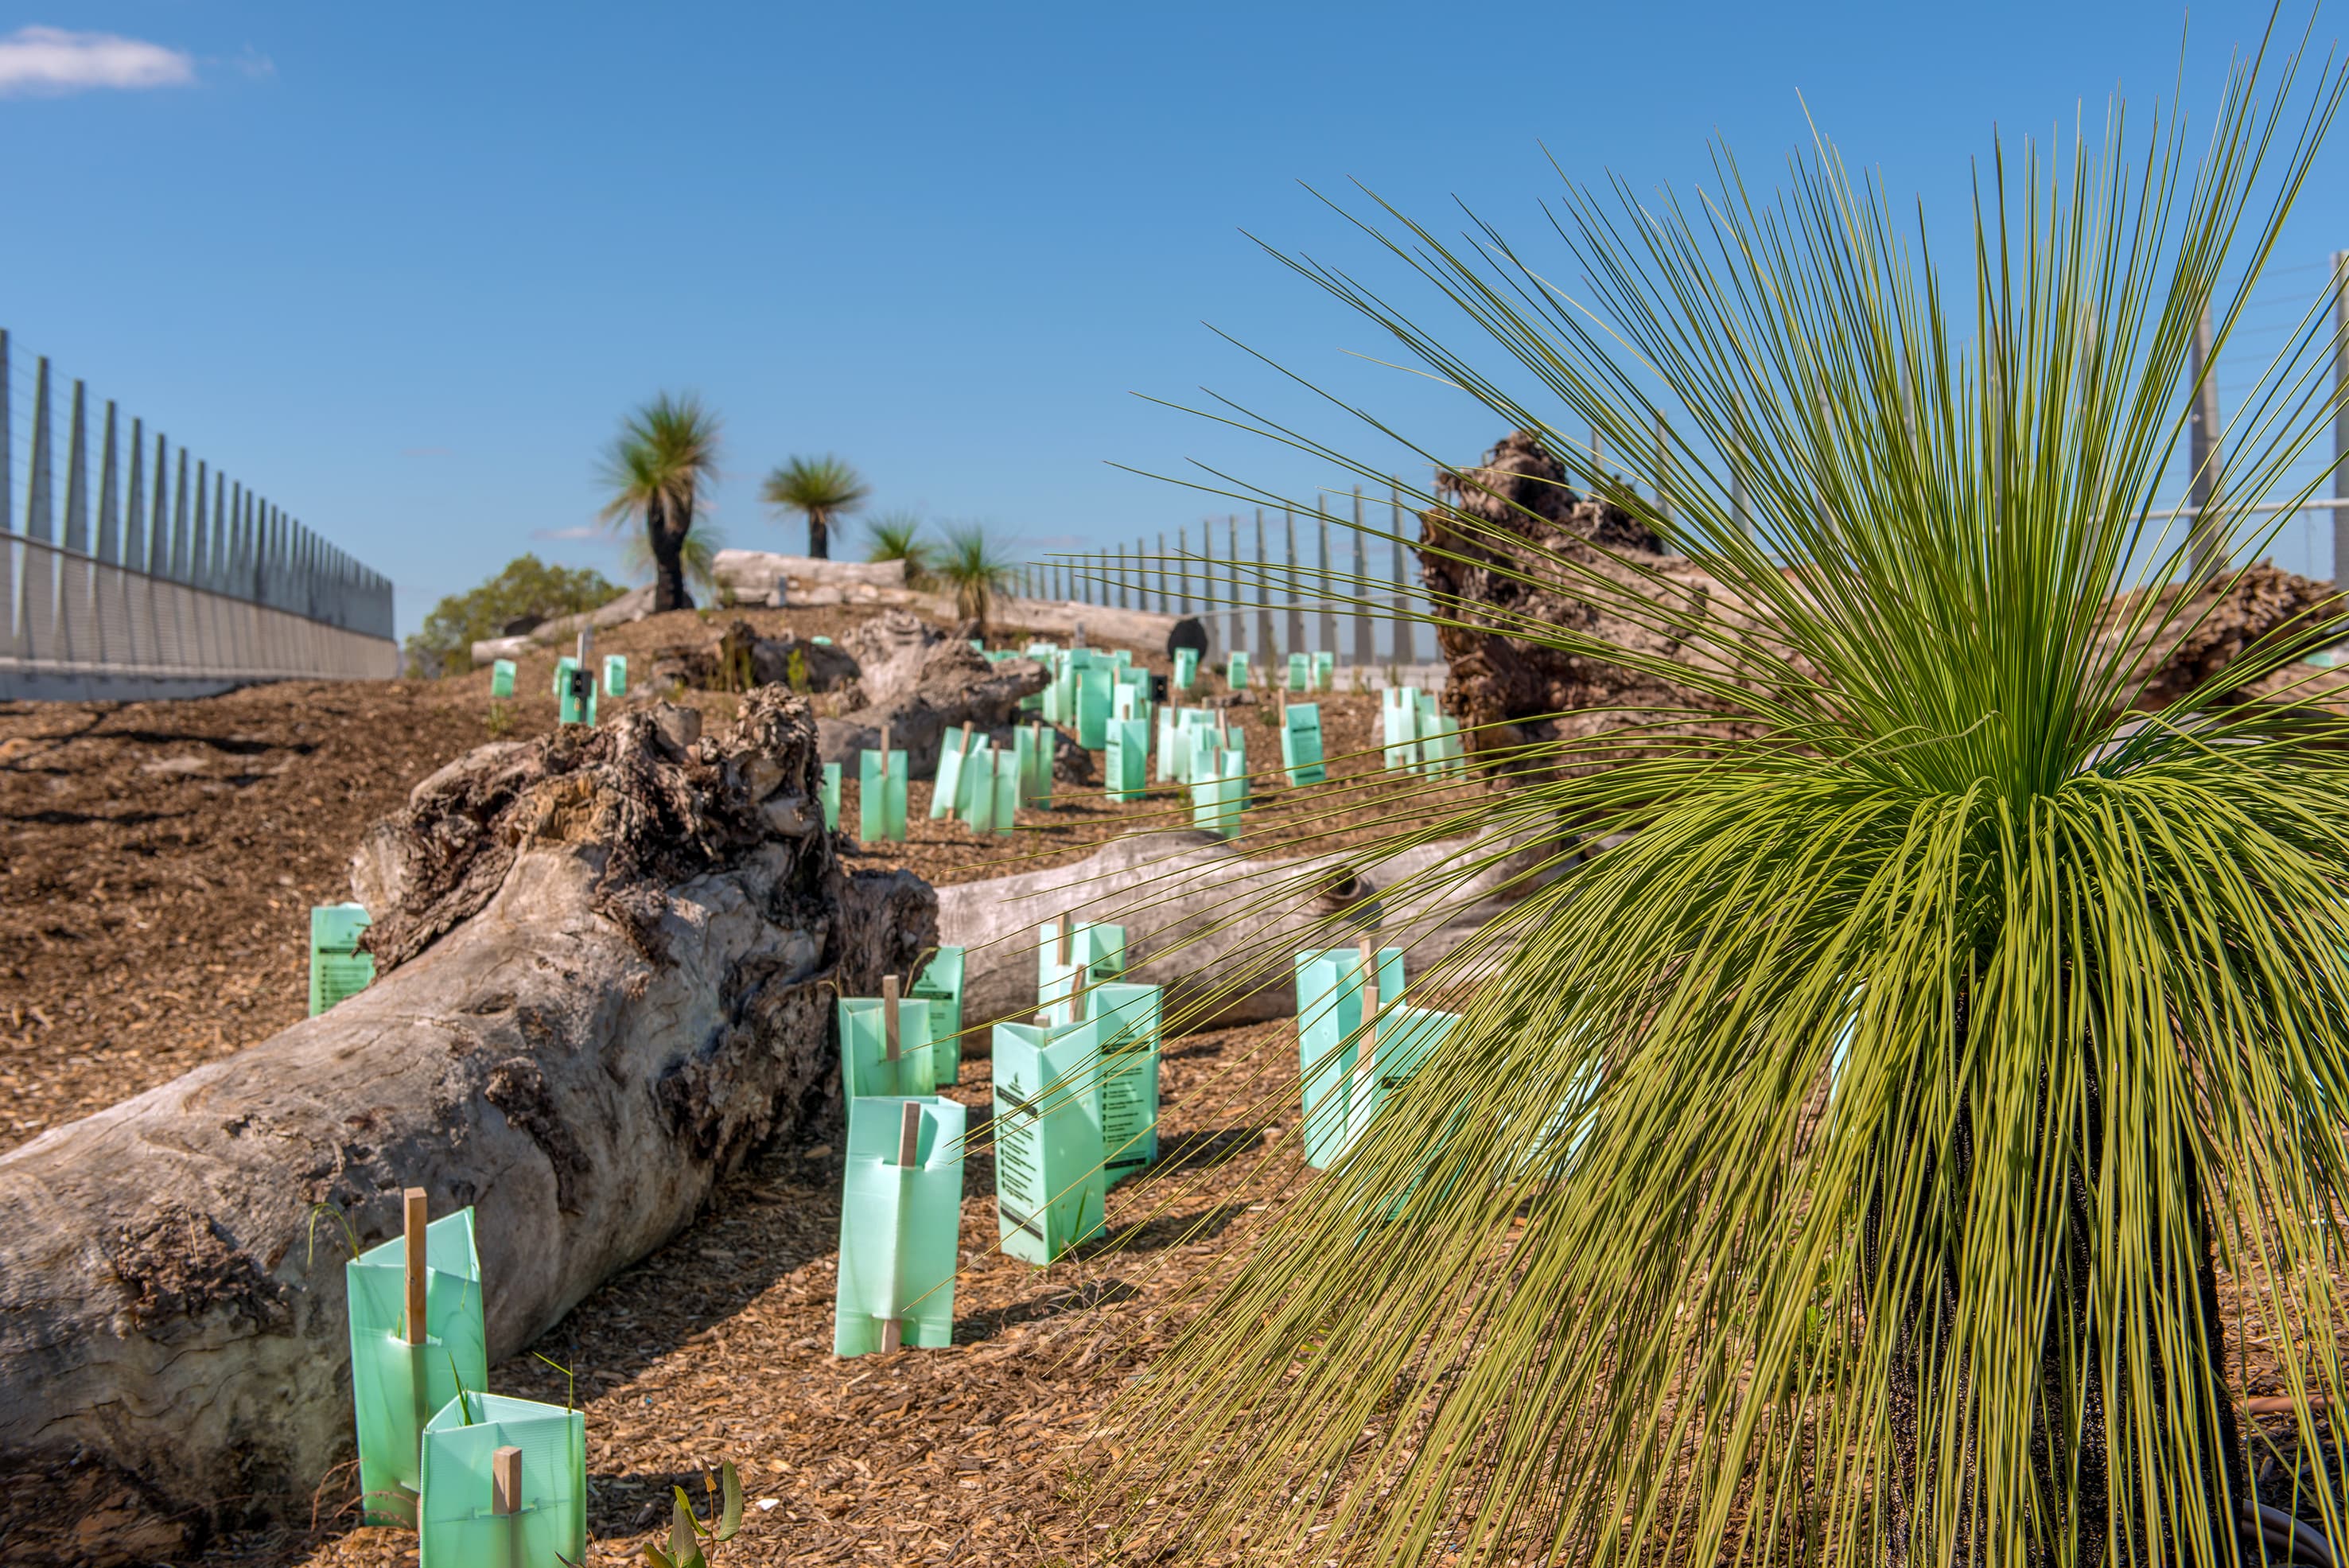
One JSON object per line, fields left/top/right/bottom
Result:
{"left": 862, "top": 510, "right": 935, "bottom": 587}
{"left": 598, "top": 393, "right": 721, "bottom": 614}
{"left": 933, "top": 523, "right": 1016, "bottom": 634}
{"left": 762, "top": 454, "right": 869, "bottom": 560}
{"left": 1113, "top": 33, "right": 2349, "bottom": 1568}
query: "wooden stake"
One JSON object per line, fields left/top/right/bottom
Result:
{"left": 1361, "top": 973, "right": 1381, "bottom": 1074}
{"left": 879, "top": 722, "right": 893, "bottom": 782}
{"left": 882, "top": 1103, "right": 916, "bottom": 1353}
{"left": 881, "top": 974, "right": 901, "bottom": 1062}
{"left": 491, "top": 1445, "right": 523, "bottom": 1514}
{"left": 1056, "top": 914, "right": 1072, "bottom": 967}
{"left": 403, "top": 1187, "right": 428, "bottom": 1345}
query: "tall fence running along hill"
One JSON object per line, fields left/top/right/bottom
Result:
{"left": 0, "top": 329, "right": 398, "bottom": 701}
{"left": 1034, "top": 249, "right": 2349, "bottom": 679}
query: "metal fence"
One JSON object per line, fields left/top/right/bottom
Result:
{"left": 1034, "top": 249, "right": 2349, "bottom": 667}
{"left": 0, "top": 329, "right": 398, "bottom": 701}
{"left": 1030, "top": 484, "right": 1441, "bottom": 681}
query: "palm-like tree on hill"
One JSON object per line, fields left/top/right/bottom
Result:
{"left": 761, "top": 455, "right": 869, "bottom": 560}
{"left": 597, "top": 393, "right": 721, "bottom": 614}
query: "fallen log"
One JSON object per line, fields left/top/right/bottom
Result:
{"left": 938, "top": 822, "right": 1565, "bottom": 1037}
{"left": 0, "top": 692, "right": 933, "bottom": 1555}
{"left": 815, "top": 609, "right": 1057, "bottom": 776}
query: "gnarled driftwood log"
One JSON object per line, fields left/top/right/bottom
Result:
{"left": 0, "top": 692, "right": 932, "bottom": 1558}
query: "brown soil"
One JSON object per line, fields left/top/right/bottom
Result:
{"left": 0, "top": 599, "right": 1474, "bottom": 1566}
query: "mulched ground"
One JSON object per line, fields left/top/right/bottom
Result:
{"left": 0, "top": 600, "right": 1475, "bottom": 1566}
{"left": 201, "top": 1015, "right": 1308, "bottom": 1567}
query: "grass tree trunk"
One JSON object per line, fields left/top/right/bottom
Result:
{"left": 1861, "top": 1020, "right": 2245, "bottom": 1567}
{"left": 809, "top": 508, "right": 830, "bottom": 560}
{"left": 648, "top": 502, "right": 694, "bottom": 613}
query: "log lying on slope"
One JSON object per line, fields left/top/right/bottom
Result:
{"left": 0, "top": 692, "right": 933, "bottom": 1550}
{"left": 938, "top": 822, "right": 1565, "bottom": 1035}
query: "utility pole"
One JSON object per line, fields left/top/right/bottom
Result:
{"left": 2188, "top": 303, "right": 2229, "bottom": 579}
{"left": 2334, "top": 251, "right": 2349, "bottom": 586}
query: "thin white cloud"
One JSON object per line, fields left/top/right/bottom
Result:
{"left": 0, "top": 26, "right": 195, "bottom": 97}
{"left": 530, "top": 526, "right": 605, "bottom": 543}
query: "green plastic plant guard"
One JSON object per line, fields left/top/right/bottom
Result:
{"left": 1294, "top": 946, "right": 1407, "bottom": 1169}
{"left": 812, "top": 635, "right": 834, "bottom": 644}
{"left": 348, "top": 1207, "right": 488, "bottom": 1527}
{"left": 1104, "top": 716, "right": 1148, "bottom": 802}
{"left": 1191, "top": 759, "right": 1241, "bottom": 838}
{"left": 955, "top": 742, "right": 995, "bottom": 832}
{"left": 1013, "top": 722, "right": 1054, "bottom": 807}
{"left": 310, "top": 902, "right": 375, "bottom": 1016}
{"left": 838, "top": 991, "right": 939, "bottom": 1099}
{"left": 1227, "top": 651, "right": 1248, "bottom": 688}
{"left": 909, "top": 946, "right": 966, "bottom": 1081}
{"left": 932, "top": 727, "right": 976, "bottom": 821}
{"left": 991, "top": 1019, "right": 1106, "bottom": 1265}
{"left": 1173, "top": 646, "right": 1200, "bottom": 691}
{"left": 1313, "top": 651, "right": 1335, "bottom": 691}
{"left": 1091, "top": 981, "right": 1162, "bottom": 1182}
{"left": 1338, "top": 1002, "right": 1462, "bottom": 1158}
{"left": 488, "top": 659, "right": 515, "bottom": 699}
{"left": 821, "top": 762, "right": 842, "bottom": 829}
{"left": 834, "top": 1095, "right": 966, "bottom": 1356}
{"left": 1381, "top": 687, "right": 1420, "bottom": 771}
{"left": 602, "top": 653, "right": 628, "bottom": 696}
{"left": 1075, "top": 666, "right": 1114, "bottom": 749}
{"left": 1281, "top": 704, "right": 1327, "bottom": 786}
{"left": 1423, "top": 714, "right": 1465, "bottom": 776}
{"left": 970, "top": 744, "right": 1013, "bottom": 834}
{"left": 552, "top": 656, "right": 596, "bottom": 726}
{"left": 1287, "top": 652, "right": 1310, "bottom": 691}
{"left": 858, "top": 747, "right": 908, "bottom": 842}
{"left": 1038, "top": 920, "right": 1125, "bottom": 1026}
{"left": 417, "top": 1391, "right": 585, "bottom": 1568}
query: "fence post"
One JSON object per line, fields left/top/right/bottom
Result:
{"left": 124, "top": 419, "right": 144, "bottom": 570}
{"left": 64, "top": 381, "right": 90, "bottom": 552}
{"left": 1176, "top": 525, "right": 1190, "bottom": 616}
{"left": 1351, "top": 487, "right": 1372, "bottom": 668}
{"left": 97, "top": 403, "right": 120, "bottom": 564}
{"left": 1226, "top": 515, "right": 1243, "bottom": 656}
{"left": 0, "top": 330, "right": 10, "bottom": 539}
{"left": 1316, "top": 505, "right": 1337, "bottom": 660}
{"left": 26, "top": 357, "right": 53, "bottom": 542}
{"left": 2334, "top": 251, "right": 2348, "bottom": 586}
{"left": 2188, "top": 303, "right": 2227, "bottom": 578}
{"left": 1283, "top": 508, "right": 1303, "bottom": 657}
{"left": 1254, "top": 510, "right": 1275, "bottom": 662}
{"left": 1390, "top": 481, "right": 1413, "bottom": 666}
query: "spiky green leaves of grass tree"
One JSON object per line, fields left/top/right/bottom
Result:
{"left": 1114, "top": 24, "right": 2349, "bottom": 1567}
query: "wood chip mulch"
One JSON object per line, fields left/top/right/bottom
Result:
{"left": 200, "top": 1014, "right": 1306, "bottom": 1567}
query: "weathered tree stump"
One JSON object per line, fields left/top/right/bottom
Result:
{"left": 0, "top": 693, "right": 932, "bottom": 1558}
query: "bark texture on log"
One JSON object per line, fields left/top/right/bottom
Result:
{"left": 1425, "top": 430, "right": 1769, "bottom": 766}
{"left": 938, "top": 823, "right": 1564, "bottom": 1037}
{"left": 0, "top": 693, "right": 934, "bottom": 1550}
{"left": 815, "top": 609, "right": 1055, "bottom": 776}
{"left": 1429, "top": 430, "right": 2349, "bottom": 753}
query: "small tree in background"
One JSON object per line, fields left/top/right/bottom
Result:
{"left": 599, "top": 393, "right": 721, "bottom": 613}
{"left": 933, "top": 523, "right": 1016, "bottom": 636}
{"left": 403, "top": 554, "right": 619, "bottom": 677}
{"left": 760, "top": 455, "right": 869, "bottom": 560}
{"left": 861, "top": 511, "right": 935, "bottom": 587}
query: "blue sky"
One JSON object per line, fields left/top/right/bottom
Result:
{"left": 3, "top": 2, "right": 2343, "bottom": 637}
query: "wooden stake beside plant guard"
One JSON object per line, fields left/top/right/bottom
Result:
{"left": 881, "top": 974, "right": 901, "bottom": 1063}
{"left": 492, "top": 1444, "right": 523, "bottom": 1512}
{"left": 880, "top": 1099, "right": 924, "bottom": 1352}
{"left": 403, "top": 1187, "right": 429, "bottom": 1344}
